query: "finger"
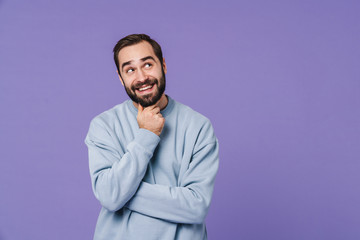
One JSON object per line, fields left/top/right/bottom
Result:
{"left": 144, "top": 105, "right": 158, "bottom": 111}
{"left": 154, "top": 112, "right": 161, "bottom": 118}
{"left": 159, "top": 115, "right": 165, "bottom": 123}
{"left": 146, "top": 106, "right": 160, "bottom": 114}
{"left": 152, "top": 107, "right": 161, "bottom": 114}
{"left": 138, "top": 104, "right": 144, "bottom": 113}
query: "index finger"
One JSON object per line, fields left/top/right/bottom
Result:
{"left": 148, "top": 106, "right": 160, "bottom": 114}
{"left": 143, "top": 104, "right": 158, "bottom": 111}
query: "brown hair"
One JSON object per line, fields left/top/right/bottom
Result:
{"left": 113, "top": 34, "right": 164, "bottom": 75}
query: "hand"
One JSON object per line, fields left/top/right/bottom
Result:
{"left": 137, "top": 104, "right": 165, "bottom": 136}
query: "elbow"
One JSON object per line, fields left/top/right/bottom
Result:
{"left": 94, "top": 187, "right": 128, "bottom": 212}
{"left": 92, "top": 175, "right": 130, "bottom": 212}
{"left": 191, "top": 204, "right": 209, "bottom": 224}
{"left": 98, "top": 197, "right": 125, "bottom": 212}
{"left": 186, "top": 194, "right": 210, "bottom": 224}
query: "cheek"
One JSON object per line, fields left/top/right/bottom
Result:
{"left": 122, "top": 78, "right": 134, "bottom": 87}
{"left": 155, "top": 70, "right": 164, "bottom": 79}
{"left": 122, "top": 81, "right": 133, "bottom": 90}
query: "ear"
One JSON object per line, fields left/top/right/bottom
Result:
{"left": 117, "top": 71, "right": 124, "bottom": 86}
{"left": 162, "top": 58, "right": 167, "bottom": 74}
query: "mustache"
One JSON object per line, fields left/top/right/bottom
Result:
{"left": 131, "top": 78, "right": 158, "bottom": 90}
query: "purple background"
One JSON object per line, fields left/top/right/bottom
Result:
{"left": 1, "top": 0, "right": 359, "bottom": 239}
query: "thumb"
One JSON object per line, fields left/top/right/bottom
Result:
{"left": 138, "top": 104, "right": 144, "bottom": 113}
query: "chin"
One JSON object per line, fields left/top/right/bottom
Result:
{"left": 138, "top": 95, "right": 162, "bottom": 107}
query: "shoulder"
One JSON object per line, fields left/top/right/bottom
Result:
{"left": 172, "top": 99, "right": 210, "bottom": 125}
{"left": 88, "top": 101, "right": 130, "bottom": 130}
{"left": 171, "top": 98, "right": 216, "bottom": 144}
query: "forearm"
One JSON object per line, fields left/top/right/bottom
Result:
{"left": 86, "top": 126, "right": 160, "bottom": 212}
{"left": 126, "top": 182, "right": 213, "bottom": 224}
{"left": 126, "top": 141, "right": 219, "bottom": 224}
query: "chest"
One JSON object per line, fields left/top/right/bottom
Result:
{"left": 114, "top": 111, "right": 197, "bottom": 186}
{"left": 113, "top": 114, "right": 198, "bottom": 186}
{"left": 144, "top": 123, "right": 196, "bottom": 186}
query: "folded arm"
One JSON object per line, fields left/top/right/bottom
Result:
{"left": 126, "top": 140, "right": 219, "bottom": 224}
{"left": 85, "top": 119, "right": 160, "bottom": 212}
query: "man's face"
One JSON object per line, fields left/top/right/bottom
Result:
{"left": 117, "top": 41, "right": 166, "bottom": 107}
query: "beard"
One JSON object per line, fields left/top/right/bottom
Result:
{"left": 124, "top": 69, "right": 166, "bottom": 107}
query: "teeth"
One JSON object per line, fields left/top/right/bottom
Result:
{"left": 139, "top": 85, "right": 152, "bottom": 91}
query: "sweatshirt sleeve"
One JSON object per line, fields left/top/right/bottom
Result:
{"left": 125, "top": 132, "right": 219, "bottom": 224}
{"left": 85, "top": 118, "right": 160, "bottom": 212}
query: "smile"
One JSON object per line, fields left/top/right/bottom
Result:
{"left": 136, "top": 84, "right": 155, "bottom": 94}
{"left": 139, "top": 85, "right": 153, "bottom": 91}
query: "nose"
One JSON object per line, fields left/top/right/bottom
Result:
{"left": 136, "top": 69, "right": 147, "bottom": 82}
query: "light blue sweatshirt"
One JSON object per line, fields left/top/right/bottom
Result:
{"left": 85, "top": 96, "right": 219, "bottom": 240}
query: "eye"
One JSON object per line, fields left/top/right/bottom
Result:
{"left": 144, "top": 63, "right": 152, "bottom": 68}
{"left": 126, "top": 68, "right": 134, "bottom": 73}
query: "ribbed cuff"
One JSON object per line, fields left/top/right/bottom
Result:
{"left": 133, "top": 128, "right": 161, "bottom": 154}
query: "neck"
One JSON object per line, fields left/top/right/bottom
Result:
{"left": 133, "top": 94, "right": 168, "bottom": 110}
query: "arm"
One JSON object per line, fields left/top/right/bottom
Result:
{"left": 85, "top": 118, "right": 160, "bottom": 212}
{"left": 126, "top": 133, "right": 219, "bottom": 224}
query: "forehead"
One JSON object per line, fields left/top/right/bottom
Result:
{"left": 118, "top": 41, "right": 157, "bottom": 65}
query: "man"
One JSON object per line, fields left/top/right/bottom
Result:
{"left": 85, "top": 34, "right": 219, "bottom": 240}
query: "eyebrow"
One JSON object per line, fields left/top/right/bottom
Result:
{"left": 121, "top": 56, "right": 156, "bottom": 71}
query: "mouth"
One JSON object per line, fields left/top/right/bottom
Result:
{"left": 136, "top": 84, "right": 155, "bottom": 94}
